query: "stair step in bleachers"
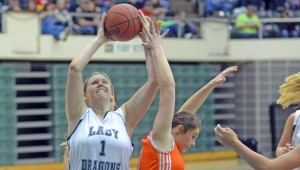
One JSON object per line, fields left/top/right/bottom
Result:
{"left": 17, "top": 109, "right": 52, "bottom": 116}
{"left": 16, "top": 133, "right": 53, "bottom": 141}
{"left": 17, "top": 146, "right": 53, "bottom": 153}
{"left": 15, "top": 84, "right": 51, "bottom": 91}
{"left": 16, "top": 158, "right": 55, "bottom": 165}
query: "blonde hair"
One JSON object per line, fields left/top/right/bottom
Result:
{"left": 277, "top": 72, "right": 300, "bottom": 108}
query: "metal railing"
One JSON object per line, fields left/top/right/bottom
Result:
{"left": 1, "top": 10, "right": 300, "bottom": 39}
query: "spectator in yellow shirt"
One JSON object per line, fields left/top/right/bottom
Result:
{"left": 235, "top": 5, "right": 260, "bottom": 38}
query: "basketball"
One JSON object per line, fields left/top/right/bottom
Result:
{"left": 104, "top": 4, "right": 142, "bottom": 42}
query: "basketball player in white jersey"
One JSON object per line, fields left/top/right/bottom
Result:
{"left": 276, "top": 72, "right": 300, "bottom": 170}
{"left": 66, "top": 11, "right": 166, "bottom": 169}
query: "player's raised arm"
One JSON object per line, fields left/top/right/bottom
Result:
{"left": 66, "top": 13, "right": 112, "bottom": 134}
{"left": 178, "top": 66, "right": 238, "bottom": 114}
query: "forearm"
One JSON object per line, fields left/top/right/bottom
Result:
{"left": 70, "top": 38, "right": 105, "bottom": 72}
{"left": 233, "top": 140, "right": 270, "bottom": 170}
{"left": 144, "top": 48, "right": 157, "bottom": 84}
{"left": 179, "top": 80, "right": 216, "bottom": 113}
{"left": 153, "top": 46, "right": 175, "bottom": 87}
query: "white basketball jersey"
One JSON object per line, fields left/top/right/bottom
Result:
{"left": 292, "top": 110, "right": 300, "bottom": 170}
{"left": 67, "top": 108, "right": 133, "bottom": 170}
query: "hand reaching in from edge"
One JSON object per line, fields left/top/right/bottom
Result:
{"left": 214, "top": 124, "right": 238, "bottom": 149}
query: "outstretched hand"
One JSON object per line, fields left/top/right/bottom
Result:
{"left": 214, "top": 124, "right": 238, "bottom": 148}
{"left": 211, "top": 66, "right": 238, "bottom": 86}
{"left": 139, "top": 11, "right": 169, "bottom": 49}
{"left": 97, "top": 13, "right": 115, "bottom": 43}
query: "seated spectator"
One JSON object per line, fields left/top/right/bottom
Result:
{"left": 40, "top": 2, "right": 70, "bottom": 41}
{"left": 157, "top": 9, "right": 198, "bottom": 38}
{"left": 277, "top": 10, "right": 299, "bottom": 38}
{"left": 235, "top": 5, "right": 260, "bottom": 38}
{"left": 73, "top": 0, "right": 100, "bottom": 35}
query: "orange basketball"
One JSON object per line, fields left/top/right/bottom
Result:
{"left": 104, "top": 4, "right": 142, "bottom": 42}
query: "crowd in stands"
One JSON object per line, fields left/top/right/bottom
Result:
{"left": 203, "top": 0, "right": 300, "bottom": 38}
{"left": 0, "top": 0, "right": 300, "bottom": 39}
{"left": 0, "top": 0, "right": 199, "bottom": 39}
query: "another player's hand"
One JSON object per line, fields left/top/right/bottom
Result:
{"left": 139, "top": 15, "right": 168, "bottom": 49}
{"left": 211, "top": 66, "right": 238, "bottom": 86}
{"left": 281, "top": 143, "right": 294, "bottom": 155}
{"left": 138, "top": 10, "right": 150, "bottom": 43}
{"left": 214, "top": 124, "right": 238, "bottom": 148}
{"left": 97, "top": 13, "right": 114, "bottom": 43}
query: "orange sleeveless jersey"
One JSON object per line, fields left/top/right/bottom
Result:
{"left": 137, "top": 132, "right": 184, "bottom": 170}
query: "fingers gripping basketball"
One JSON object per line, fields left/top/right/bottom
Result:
{"left": 104, "top": 4, "right": 142, "bottom": 42}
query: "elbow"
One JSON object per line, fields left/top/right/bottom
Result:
{"left": 69, "top": 62, "right": 82, "bottom": 74}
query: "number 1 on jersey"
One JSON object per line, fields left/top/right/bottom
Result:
{"left": 99, "top": 140, "right": 106, "bottom": 156}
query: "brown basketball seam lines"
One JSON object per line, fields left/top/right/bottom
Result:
{"left": 105, "top": 15, "right": 139, "bottom": 29}
{"left": 121, "top": 4, "right": 136, "bottom": 39}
